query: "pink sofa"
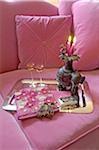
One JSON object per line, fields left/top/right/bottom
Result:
{"left": 0, "top": 1, "right": 99, "bottom": 150}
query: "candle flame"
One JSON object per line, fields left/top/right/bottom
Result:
{"left": 73, "top": 36, "right": 76, "bottom": 45}
{"left": 68, "top": 35, "right": 72, "bottom": 43}
{"left": 68, "top": 35, "right": 76, "bottom": 45}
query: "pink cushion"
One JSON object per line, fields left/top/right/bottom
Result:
{"left": 0, "top": 1, "right": 58, "bottom": 73}
{"left": 73, "top": 2, "right": 99, "bottom": 70}
{"left": 0, "top": 69, "right": 99, "bottom": 149}
{"left": 19, "top": 105, "right": 99, "bottom": 150}
{"left": 0, "top": 108, "right": 33, "bottom": 150}
{"left": 15, "top": 15, "right": 71, "bottom": 69}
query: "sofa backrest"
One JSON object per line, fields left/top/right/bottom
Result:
{"left": 59, "top": 0, "right": 93, "bottom": 16}
{"left": 58, "top": 0, "right": 93, "bottom": 33}
{"left": 59, "top": 0, "right": 78, "bottom": 16}
{"left": 0, "top": 0, "right": 58, "bottom": 73}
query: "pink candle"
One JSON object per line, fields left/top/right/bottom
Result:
{"left": 69, "top": 44, "right": 74, "bottom": 55}
{"left": 67, "top": 35, "right": 72, "bottom": 56}
{"left": 69, "top": 36, "right": 76, "bottom": 55}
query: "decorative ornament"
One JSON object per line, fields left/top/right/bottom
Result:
{"left": 57, "top": 36, "right": 85, "bottom": 107}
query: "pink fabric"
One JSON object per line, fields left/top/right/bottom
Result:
{"left": 0, "top": 69, "right": 99, "bottom": 149}
{"left": 63, "top": 127, "right": 99, "bottom": 150}
{"left": 0, "top": 108, "right": 33, "bottom": 150}
{"left": 1, "top": 1, "right": 99, "bottom": 149}
{"left": 73, "top": 2, "right": 99, "bottom": 70}
{"left": 58, "top": 0, "right": 92, "bottom": 15}
{"left": 58, "top": 0, "right": 94, "bottom": 34}
{"left": 59, "top": 0, "right": 78, "bottom": 16}
{"left": 15, "top": 15, "right": 71, "bottom": 69}
{"left": 17, "top": 106, "right": 99, "bottom": 150}
{"left": 0, "top": 1, "right": 58, "bottom": 73}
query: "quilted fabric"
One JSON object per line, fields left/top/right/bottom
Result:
{"left": 0, "top": 0, "right": 58, "bottom": 73}
{"left": 15, "top": 15, "right": 72, "bottom": 69}
{"left": 72, "top": 1, "right": 99, "bottom": 70}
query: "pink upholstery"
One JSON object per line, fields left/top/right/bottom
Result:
{"left": 18, "top": 105, "right": 99, "bottom": 150}
{"left": 15, "top": 15, "right": 71, "bottom": 69}
{"left": 59, "top": 0, "right": 78, "bottom": 16}
{"left": 58, "top": 0, "right": 92, "bottom": 16}
{"left": 73, "top": 2, "right": 99, "bottom": 70}
{"left": 0, "top": 1, "right": 58, "bottom": 73}
{"left": 63, "top": 127, "right": 99, "bottom": 150}
{"left": 0, "top": 69, "right": 99, "bottom": 149}
{"left": 0, "top": 105, "right": 33, "bottom": 150}
{"left": 0, "top": 0, "right": 99, "bottom": 150}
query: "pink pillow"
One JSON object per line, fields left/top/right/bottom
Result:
{"left": 15, "top": 15, "right": 71, "bottom": 69}
{"left": 73, "top": 2, "right": 99, "bottom": 70}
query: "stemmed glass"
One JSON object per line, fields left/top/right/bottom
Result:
{"left": 35, "top": 64, "right": 45, "bottom": 87}
{"left": 26, "top": 63, "right": 36, "bottom": 88}
{"left": 26, "top": 63, "right": 46, "bottom": 87}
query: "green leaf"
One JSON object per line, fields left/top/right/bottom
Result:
{"left": 69, "top": 55, "right": 80, "bottom": 61}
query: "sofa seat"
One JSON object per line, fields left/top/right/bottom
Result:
{"left": 0, "top": 69, "right": 99, "bottom": 150}
{"left": 0, "top": 95, "right": 33, "bottom": 150}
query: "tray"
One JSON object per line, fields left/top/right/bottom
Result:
{"left": 2, "top": 79, "right": 94, "bottom": 119}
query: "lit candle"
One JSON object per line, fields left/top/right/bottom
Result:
{"left": 70, "top": 36, "right": 76, "bottom": 55}
{"left": 67, "top": 35, "right": 72, "bottom": 56}
{"left": 68, "top": 35, "right": 72, "bottom": 45}
{"left": 73, "top": 36, "right": 76, "bottom": 45}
